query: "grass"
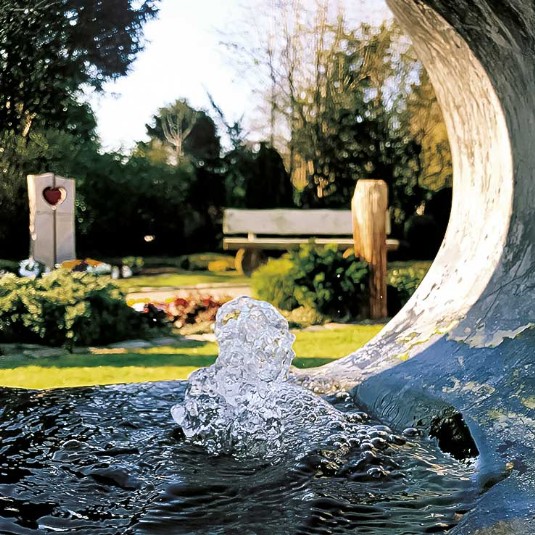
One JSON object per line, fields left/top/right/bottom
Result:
{"left": 115, "top": 270, "right": 249, "bottom": 292}
{"left": 117, "top": 259, "right": 433, "bottom": 293}
{"left": 0, "top": 324, "right": 384, "bottom": 390}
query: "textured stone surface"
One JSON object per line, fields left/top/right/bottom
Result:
{"left": 304, "top": 1, "right": 535, "bottom": 532}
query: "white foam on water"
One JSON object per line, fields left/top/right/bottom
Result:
{"left": 171, "top": 296, "right": 394, "bottom": 461}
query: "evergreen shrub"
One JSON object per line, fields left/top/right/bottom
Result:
{"left": 252, "top": 245, "right": 369, "bottom": 320}
{"left": 0, "top": 270, "right": 162, "bottom": 349}
{"left": 387, "top": 261, "right": 431, "bottom": 314}
{"left": 251, "top": 257, "right": 299, "bottom": 311}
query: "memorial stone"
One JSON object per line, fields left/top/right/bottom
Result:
{"left": 27, "top": 173, "right": 76, "bottom": 268}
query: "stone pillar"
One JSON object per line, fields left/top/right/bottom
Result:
{"left": 27, "top": 173, "right": 76, "bottom": 268}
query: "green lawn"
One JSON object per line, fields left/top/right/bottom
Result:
{"left": 117, "top": 260, "right": 433, "bottom": 292}
{"left": 116, "top": 270, "right": 249, "bottom": 292}
{"left": 0, "top": 324, "right": 384, "bottom": 390}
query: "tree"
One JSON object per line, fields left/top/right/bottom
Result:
{"left": 0, "top": 0, "right": 159, "bottom": 136}
{"left": 287, "top": 20, "right": 424, "bottom": 218}
{"left": 405, "top": 69, "right": 452, "bottom": 191}
{"left": 144, "top": 99, "right": 221, "bottom": 166}
{"left": 223, "top": 3, "right": 450, "bottom": 231}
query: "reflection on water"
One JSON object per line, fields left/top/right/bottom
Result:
{"left": 0, "top": 382, "right": 478, "bottom": 534}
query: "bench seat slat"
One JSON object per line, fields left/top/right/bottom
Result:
{"left": 223, "top": 209, "right": 354, "bottom": 236}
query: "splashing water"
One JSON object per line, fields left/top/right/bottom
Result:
{"left": 171, "top": 296, "right": 400, "bottom": 461}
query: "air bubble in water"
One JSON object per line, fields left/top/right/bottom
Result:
{"left": 171, "top": 296, "right": 398, "bottom": 461}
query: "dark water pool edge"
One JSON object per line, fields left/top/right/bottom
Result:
{"left": 0, "top": 379, "right": 481, "bottom": 534}
{"left": 352, "top": 361, "right": 535, "bottom": 535}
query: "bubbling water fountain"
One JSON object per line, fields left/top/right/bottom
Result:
{"left": 171, "top": 296, "right": 401, "bottom": 462}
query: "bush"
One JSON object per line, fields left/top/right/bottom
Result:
{"left": 251, "top": 256, "right": 299, "bottom": 311}
{"left": 122, "top": 256, "right": 144, "bottom": 274}
{"left": 387, "top": 261, "right": 431, "bottom": 314}
{"left": 404, "top": 214, "right": 441, "bottom": 260}
{"left": 289, "top": 245, "right": 369, "bottom": 318}
{"left": 178, "top": 253, "right": 236, "bottom": 271}
{"left": 0, "top": 270, "right": 165, "bottom": 349}
{"left": 282, "top": 306, "right": 328, "bottom": 328}
{"left": 252, "top": 245, "right": 369, "bottom": 319}
{"left": 0, "top": 259, "right": 21, "bottom": 275}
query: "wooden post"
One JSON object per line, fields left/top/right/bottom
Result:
{"left": 352, "top": 180, "right": 388, "bottom": 319}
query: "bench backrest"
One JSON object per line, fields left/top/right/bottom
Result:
{"left": 223, "top": 209, "right": 353, "bottom": 236}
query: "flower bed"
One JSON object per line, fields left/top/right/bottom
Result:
{"left": 138, "top": 294, "right": 230, "bottom": 334}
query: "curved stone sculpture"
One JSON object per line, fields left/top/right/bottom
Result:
{"left": 312, "top": 1, "right": 535, "bottom": 532}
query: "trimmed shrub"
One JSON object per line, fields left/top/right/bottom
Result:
{"left": 251, "top": 256, "right": 299, "bottom": 311}
{"left": 289, "top": 245, "right": 369, "bottom": 319}
{"left": 0, "top": 270, "right": 164, "bottom": 349}
{"left": 252, "top": 245, "right": 369, "bottom": 320}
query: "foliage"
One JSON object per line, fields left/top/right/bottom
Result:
{"left": 251, "top": 256, "right": 299, "bottom": 311}
{"left": 122, "top": 256, "right": 144, "bottom": 274}
{"left": 281, "top": 306, "right": 328, "bottom": 328}
{"left": 141, "top": 98, "right": 221, "bottom": 166}
{"left": 0, "top": 270, "right": 164, "bottom": 349}
{"left": 290, "top": 22, "right": 422, "bottom": 217}
{"left": 145, "top": 295, "right": 229, "bottom": 333}
{"left": 252, "top": 245, "right": 369, "bottom": 319}
{"left": 424, "top": 186, "right": 452, "bottom": 248}
{"left": 0, "top": 129, "right": 65, "bottom": 258}
{"left": 224, "top": 3, "right": 452, "bottom": 234}
{"left": 0, "top": 123, "right": 220, "bottom": 257}
{"left": 136, "top": 99, "right": 225, "bottom": 252}
{"left": 403, "top": 214, "right": 441, "bottom": 260}
{"left": 178, "top": 253, "right": 236, "bottom": 271}
{"left": 223, "top": 142, "right": 295, "bottom": 208}
{"left": 405, "top": 69, "right": 452, "bottom": 191}
{"left": 0, "top": 0, "right": 159, "bottom": 136}
{"left": 78, "top": 153, "right": 198, "bottom": 256}
{"left": 0, "top": 259, "right": 18, "bottom": 274}
{"left": 288, "top": 245, "right": 369, "bottom": 318}
{"left": 208, "top": 95, "right": 295, "bottom": 209}
{"left": 387, "top": 261, "right": 431, "bottom": 314}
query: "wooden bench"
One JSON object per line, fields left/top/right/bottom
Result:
{"left": 223, "top": 208, "right": 399, "bottom": 274}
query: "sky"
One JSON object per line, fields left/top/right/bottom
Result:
{"left": 92, "top": 0, "right": 391, "bottom": 152}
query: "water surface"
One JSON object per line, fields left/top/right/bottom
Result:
{"left": 0, "top": 382, "right": 478, "bottom": 534}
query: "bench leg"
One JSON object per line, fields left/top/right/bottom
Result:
{"left": 235, "top": 248, "right": 266, "bottom": 276}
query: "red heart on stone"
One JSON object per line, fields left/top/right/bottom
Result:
{"left": 43, "top": 187, "right": 66, "bottom": 206}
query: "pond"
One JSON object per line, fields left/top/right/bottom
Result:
{"left": 0, "top": 381, "right": 479, "bottom": 534}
